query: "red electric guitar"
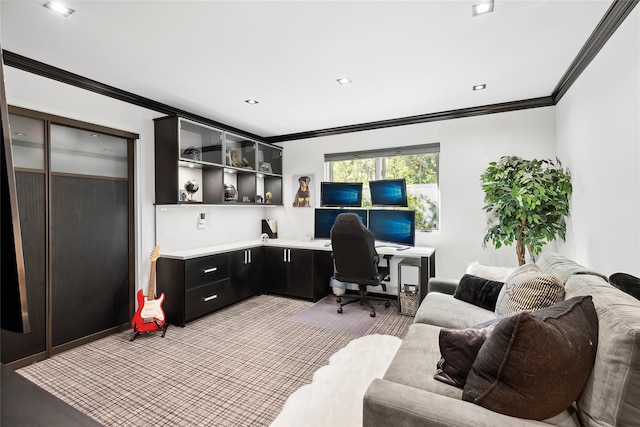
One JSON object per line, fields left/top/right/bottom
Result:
{"left": 131, "top": 246, "right": 167, "bottom": 340}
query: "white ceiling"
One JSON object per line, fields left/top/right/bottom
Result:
{"left": 1, "top": 0, "right": 614, "bottom": 138}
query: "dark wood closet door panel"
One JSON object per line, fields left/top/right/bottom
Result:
{"left": 1, "top": 172, "right": 46, "bottom": 363}
{"left": 51, "top": 176, "right": 129, "bottom": 347}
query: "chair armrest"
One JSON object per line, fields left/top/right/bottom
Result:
{"left": 363, "top": 379, "right": 550, "bottom": 427}
{"left": 427, "top": 278, "right": 459, "bottom": 295}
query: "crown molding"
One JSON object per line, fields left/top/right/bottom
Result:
{"left": 266, "top": 97, "right": 555, "bottom": 143}
{"left": 1, "top": 50, "right": 266, "bottom": 142}
{"left": 552, "top": 0, "right": 639, "bottom": 103}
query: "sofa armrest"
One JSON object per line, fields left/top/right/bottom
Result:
{"left": 427, "top": 278, "right": 459, "bottom": 295}
{"left": 363, "top": 379, "right": 555, "bottom": 427}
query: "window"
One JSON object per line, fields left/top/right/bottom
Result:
{"left": 325, "top": 143, "right": 439, "bottom": 232}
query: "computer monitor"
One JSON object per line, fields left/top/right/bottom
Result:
{"left": 369, "top": 179, "right": 408, "bottom": 207}
{"left": 320, "top": 182, "right": 363, "bottom": 207}
{"left": 368, "top": 209, "right": 415, "bottom": 246}
{"left": 314, "top": 208, "right": 368, "bottom": 239}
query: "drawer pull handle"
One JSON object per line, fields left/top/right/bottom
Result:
{"left": 204, "top": 295, "right": 218, "bottom": 302}
{"left": 203, "top": 267, "right": 218, "bottom": 274}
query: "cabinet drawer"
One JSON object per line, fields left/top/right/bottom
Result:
{"left": 185, "top": 281, "right": 230, "bottom": 321}
{"left": 185, "top": 254, "right": 229, "bottom": 289}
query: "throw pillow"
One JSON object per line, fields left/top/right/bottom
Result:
{"left": 494, "top": 263, "right": 564, "bottom": 316}
{"left": 609, "top": 272, "right": 640, "bottom": 300}
{"left": 453, "top": 274, "right": 504, "bottom": 311}
{"left": 462, "top": 296, "right": 599, "bottom": 420}
{"left": 465, "top": 261, "right": 515, "bottom": 282}
{"left": 434, "top": 322, "right": 497, "bottom": 388}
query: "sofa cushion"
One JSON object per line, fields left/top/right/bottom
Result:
{"left": 383, "top": 323, "right": 464, "bottom": 400}
{"left": 414, "top": 292, "right": 495, "bottom": 329}
{"left": 462, "top": 296, "right": 598, "bottom": 420}
{"left": 434, "top": 322, "right": 497, "bottom": 388}
{"left": 535, "top": 251, "right": 588, "bottom": 284}
{"left": 564, "top": 273, "right": 640, "bottom": 427}
{"left": 494, "top": 263, "right": 564, "bottom": 316}
{"left": 609, "top": 272, "right": 640, "bottom": 300}
{"left": 453, "top": 274, "right": 504, "bottom": 311}
{"left": 465, "top": 261, "right": 515, "bottom": 282}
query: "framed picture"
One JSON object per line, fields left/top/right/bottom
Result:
{"left": 179, "top": 189, "right": 188, "bottom": 202}
{"left": 292, "top": 174, "right": 313, "bottom": 207}
{"left": 260, "top": 162, "right": 272, "bottom": 173}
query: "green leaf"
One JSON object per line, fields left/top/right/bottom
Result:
{"left": 480, "top": 156, "right": 572, "bottom": 263}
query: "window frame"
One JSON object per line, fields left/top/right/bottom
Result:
{"left": 324, "top": 143, "right": 440, "bottom": 232}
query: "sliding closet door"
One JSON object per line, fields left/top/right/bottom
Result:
{"left": 50, "top": 125, "right": 129, "bottom": 347}
{"left": 1, "top": 114, "right": 47, "bottom": 363}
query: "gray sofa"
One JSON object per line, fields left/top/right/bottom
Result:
{"left": 363, "top": 252, "right": 640, "bottom": 426}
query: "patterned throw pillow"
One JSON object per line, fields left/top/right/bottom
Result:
{"left": 494, "top": 264, "right": 564, "bottom": 316}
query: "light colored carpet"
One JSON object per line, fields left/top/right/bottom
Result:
{"left": 16, "top": 295, "right": 412, "bottom": 426}
{"left": 270, "top": 334, "right": 402, "bottom": 427}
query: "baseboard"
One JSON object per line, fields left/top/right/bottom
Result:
{"left": 51, "top": 323, "right": 130, "bottom": 357}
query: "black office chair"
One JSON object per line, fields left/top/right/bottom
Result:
{"left": 330, "top": 213, "right": 392, "bottom": 317}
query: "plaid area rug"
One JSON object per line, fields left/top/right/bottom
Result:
{"left": 290, "top": 294, "right": 395, "bottom": 336}
{"left": 16, "top": 295, "right": 412, "bottom": 427}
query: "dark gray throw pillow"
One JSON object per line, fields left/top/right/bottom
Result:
{"left": 453, "top": 274, "right": 504, "bottom": 311}
{"left": 462, "top": 296, "right": 599, "bottom": 420}
{"left": 434, "top": 323, "right": 497, "bottom": 388}
{"left": 609, "top": 272, "right": 640, "bottom": 300}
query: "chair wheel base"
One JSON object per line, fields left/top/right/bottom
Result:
{"left": 385, "top": 301, "right": 391, "bottom": 308}
{"left": 336, "top": 297, "right": 341, "bottom": 303}
{"left": 370, "top": 311, "right": 376, "bottom": 317}
{"left": 337, "top": 307, "right": 343, "bottom": 314}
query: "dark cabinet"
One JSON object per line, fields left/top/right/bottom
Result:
{"left": 157, "top": 245, "right": 334, "bottom": 327}
{"left": 158, "top": 250, "right": 263, "bottom": 326}
{"left": 154, "top": 116, "right": 283, "bottom": 205}
{"left": 264, "top": 247, "right": 332, "bottom": 301}
{"left": 158, "top": 254, "right": 232, "bottom": 326}
{"left": 230, "top": 248, "right": 263, "bottom": 300}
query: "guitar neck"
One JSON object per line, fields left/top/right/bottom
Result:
{"left": 147, "top": 260, "right": 157, "bottom": 301}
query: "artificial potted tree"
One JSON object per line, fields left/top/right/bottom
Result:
{"left": 480, "top": 156, "right": 572, "bottom": 266}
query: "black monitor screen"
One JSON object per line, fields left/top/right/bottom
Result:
{"left": 368, "top": 209, "right": 415, "bottom": 246}
{"left": 314, "top": 208, "right": 368, "bottom": 239}
{"left": 320, "top": 182, "right": 363, "bottom": 207}
{"left": 369, "top": 179, "right": 408, "bottom": 207}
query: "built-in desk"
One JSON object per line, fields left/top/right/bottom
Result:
{"left": 158, "top": 239, "right": 435, "bottom": 325}
{"left": 267, "top": 239, "right": 436, "bottom": 299}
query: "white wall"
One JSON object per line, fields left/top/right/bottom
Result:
{"left": 273, "top": 107, "right": 557, "bottom": 279}
{"left": 155, "top": 204, "right": 268, "bottom": 251}
{"left": 556, "top": 7, "right": 640, "bottom": 277}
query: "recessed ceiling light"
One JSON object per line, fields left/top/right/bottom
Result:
{"left": 43, "top": 1, "right": 75, "bottom": 17}
{"left": 472, "top": 1, "right": 494, "bottom": 17}
{"left": 14, "top": 132, "right": 26, "bottom": 136}
{"left": 336, "top": 77, "right": 352, "bottom": 85}
{"left": 473, "top": 84, "right": 487, "bottom": 91}
{"left": 245, "top": 99, "right": 259, "bottom": 105}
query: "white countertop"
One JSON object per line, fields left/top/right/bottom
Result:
{"left": 159, "top": 238, "right": 435, "bottom": 260}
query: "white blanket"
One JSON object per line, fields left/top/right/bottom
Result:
{"left": 270, "top": 334, "right": 402, "bottom": 427}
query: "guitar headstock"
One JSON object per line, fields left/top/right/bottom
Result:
{"left": 150, "top": 245, "right": 161, "bottom": 262}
